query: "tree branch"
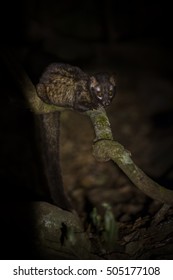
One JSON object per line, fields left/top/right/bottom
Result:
{"left": 86, "top": 107, "right": 173, "bottom": 205}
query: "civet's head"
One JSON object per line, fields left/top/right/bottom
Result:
{"left": 89, "top": 73, "right": 116, "bottom": 107}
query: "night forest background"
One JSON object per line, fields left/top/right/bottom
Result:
{"left": 0, "top": 0, "right": 173, "bottom": 259}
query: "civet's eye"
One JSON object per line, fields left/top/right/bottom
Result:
{"left": 109, "top": 85, "right": 114, "bottom": 91}
{"left": 109, "top": 85, "right": 114, "bottom": 97}
{"left": 95, "top": 86, "right": 102, "bottom": 99}
{"left": 96, "top": 86, "right": 101, "bottom": 92}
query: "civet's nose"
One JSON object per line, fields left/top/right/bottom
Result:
{"left": 103, "top": 100, "right": 110, "bottom": 106}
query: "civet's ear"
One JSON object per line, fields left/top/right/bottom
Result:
{"left": 109, "top": 75, "right": 116, "bottom": 86}
{"left": 90, "top": 76, "right": 98, "bottom": 88}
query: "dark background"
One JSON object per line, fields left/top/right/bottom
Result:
{"left": 0, "top": 0, "right": 173, "bottom": 259}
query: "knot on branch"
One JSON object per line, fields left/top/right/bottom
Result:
{"left": 93, "top": 140, "right": 112, "bottom": 162}
{"left": 93, "top": 139, "right": 132, "bottom": 164}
